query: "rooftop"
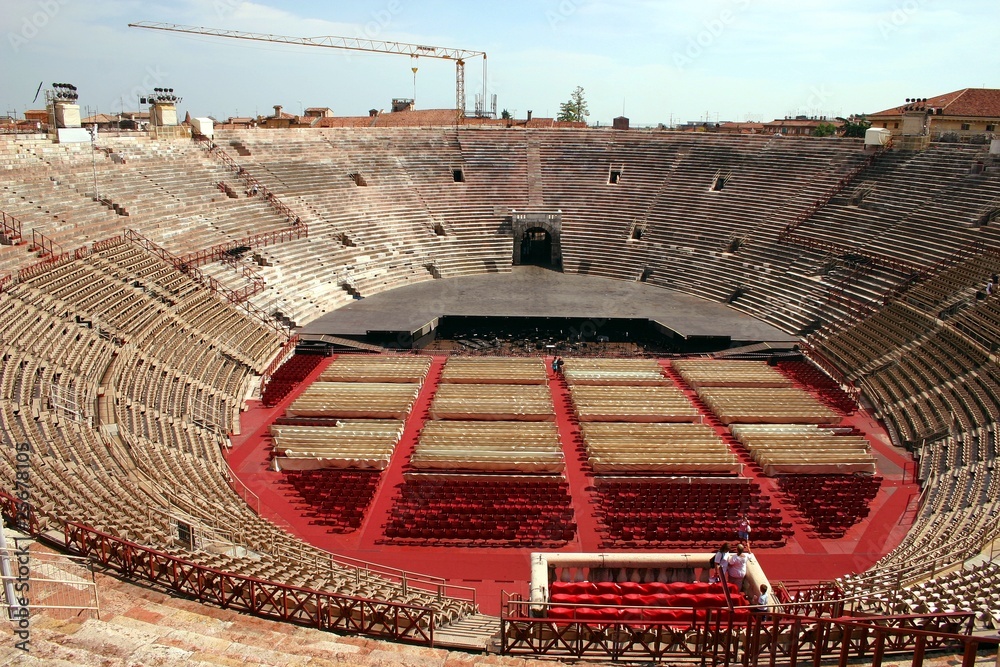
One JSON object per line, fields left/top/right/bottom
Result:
{"left": 870, "top": 88, "right": 1000, "bottom": 118}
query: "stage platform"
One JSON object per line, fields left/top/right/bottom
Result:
{"left": 300, "top": 267, "right": 798, "bottom": 347}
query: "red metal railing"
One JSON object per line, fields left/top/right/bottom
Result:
{"left": 62, "top": 522, "right": 435, "bottom": 644}
{"left": 778, "top": 148, "right": 885, "bottom": 242}
{"left": 179, "top": 224, "right": 308, "bottom": 270}
{"left": 15, "top": 241, "right": 93, "bottom": 283}
{"left": 0, "top": 210, "right": 23, "bottom": 244}
{"left": 28, "top": 228, "right": 60, "bottom": 258}
{"left": 206, "top": 145, "right": 305, "bottom": 229}
{"left": 0, "top": 491, "right": 436, "bottom": 645}
{"left": 776, "top": 149, "right": 930, "bottom": 276}
{"left": 499, "top": 593, "right": 994, "bottom": 665}
{"left": 123, "top": 228, "right": 285, "bottom": 335}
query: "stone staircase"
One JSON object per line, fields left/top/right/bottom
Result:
{"left": 434, "top": 613, "right": 501, "bottom": 651}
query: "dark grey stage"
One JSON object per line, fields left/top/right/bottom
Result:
{"left": 299, "top": 267, "right": 797, "bottom": 347}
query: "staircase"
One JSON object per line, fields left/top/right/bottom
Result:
{"left": 435, "top": 613, "right": 502, "bottom": 651}
{"left": 525, "top": 136, "right": 544, "bottom": 208}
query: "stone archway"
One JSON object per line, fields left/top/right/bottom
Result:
{"left": 518, "top": 228, "right": 552, "bottom": 266}
{"left": 511, "top": 212, "right": 562, "bottom": 269}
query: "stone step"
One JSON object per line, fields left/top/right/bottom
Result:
{"left": 434, "top": 612, "right": 500, "bottom": 651}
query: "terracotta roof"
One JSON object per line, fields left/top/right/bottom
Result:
{"left": 870, "top": 88, "right": 1000, "bottom": 118}
{"left": 764, "top": 118, "right": 842, "bottom": 128}
{"left": 316, "top": 108, "right": 462, "bottom": 128}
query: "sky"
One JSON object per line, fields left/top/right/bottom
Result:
{"left": 1, "top": 0, "right": 997, "bottom": 127}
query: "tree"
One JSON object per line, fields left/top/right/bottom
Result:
{"left": 813, "top": 122, "right": 837, "bottom": 137}
{"left": 501, "top": 108, "right": 511, "bottom": 120}
{"left": 841, "top": 116, "right": 871, "bottom": 138}
{"left": 557, "top": 86, "right": 589, "bottom": 123}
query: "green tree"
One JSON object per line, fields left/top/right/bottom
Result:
{"left": 501, "top": 108, "right": 511, "bottom": 120}
{"left": 557, "top": 86, "right": 590, "bottom": 123}
{"left": 813, "top": 122, "right": 837, "bottom": 137}
{"left": 841, "top": 116, "right": 872, "bottom": 138}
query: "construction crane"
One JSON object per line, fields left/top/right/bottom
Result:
{"left": 128, "top": 21, "right": 488, "bottom": 117}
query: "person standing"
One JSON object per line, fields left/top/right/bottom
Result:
{"left": 754, "top": 583, "right": 770, "bottom": 620}
{"left": 725, "top": 544, "right": 753, "bottom": 592}
{"left": 711, "top": 542, "right": 730, "bottom": 581}
{"left": 737, "top": 515, "right": 751, "bottom": 547}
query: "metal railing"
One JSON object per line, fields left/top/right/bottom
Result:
{"left": 0, "top": 492, "right": 438, "bottom": 645}
{"left": 123, "top": 228, "right": 286, "bottom": 336}
{"left": 499, "top": 593, "right": 996, "bottom": 665}
{"left": 0, "top": 210, "right": 22, "bottom": 244}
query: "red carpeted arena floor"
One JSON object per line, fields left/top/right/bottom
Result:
{"left": 226, "top": 355, "right": 919, "bottom": 616}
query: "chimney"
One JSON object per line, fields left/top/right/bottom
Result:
{"left": 273, "top": 105, "right": 283, "bottom": 118}
{"left": 527, "top": 110, "right": 533, "bottom": 121}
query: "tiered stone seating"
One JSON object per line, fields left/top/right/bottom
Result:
{"left": 730, "top": 424, "right": 876, "bottom": 475}
{"left": 580, "top": 422, "right": 740, "bottom": 474}
{"left": 905, "top": 250, "right": 1000, "bottom": 312}
{"left": 799, "top": 145, "right": 1000, "bottom": 268}
{"left": 0, "top": 248, "right": 476, "bottom": 627}
{"left": 0, "top": 135, "right": 293, "bottom": 272}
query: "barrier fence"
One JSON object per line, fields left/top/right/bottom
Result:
{"left": 0, "top": 491, "right": 438, "bottom": 645}
{"left": 499, "top": 593, "right": 996, "bottom": 665}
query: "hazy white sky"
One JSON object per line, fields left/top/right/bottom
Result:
{"left": 2, "top": 0, "right": 996, "bottom": 126}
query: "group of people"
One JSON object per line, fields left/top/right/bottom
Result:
{"left": 709, "top": 515, "right": 769, "bottom": 616}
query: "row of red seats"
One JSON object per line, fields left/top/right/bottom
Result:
{"left": 261, "top": 353, "right": 324, "bottom": 407}
{"left": 778, "top": 361, "right": 858, "bottom": 414}
{"left": 551, "top": 592, "right": 736, "bottom": 608}
{"left": 550, "top": 581, "right": 736, "bottom": 596}
{"left": 777, "top": 474, "right": 881, "bottom": 538}
{"left": 544, "top": 606, "right": 751, "bottom": 624}
{"left": 382, "top": 477, "right": 576, "bottom": 547}
{"left": 278, "top": 469, "right": 381, "bottom": 533}
{"left": 592, "top": 479, "right": 791, "bottom": 548}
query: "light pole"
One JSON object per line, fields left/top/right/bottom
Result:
{"left": 86, "top": 125, "right": 99, "bottom": 201}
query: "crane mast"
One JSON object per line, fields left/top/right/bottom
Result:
{"left": 128, "top": 21, "right": 488, "bottom": 116}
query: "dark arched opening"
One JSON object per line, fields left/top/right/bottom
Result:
{"left": 518, "top": 227, "right": 554, "bottom": 267}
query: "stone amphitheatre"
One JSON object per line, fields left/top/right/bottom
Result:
{"left": 1, "top": 125, "right": 999, "bottom": 664}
